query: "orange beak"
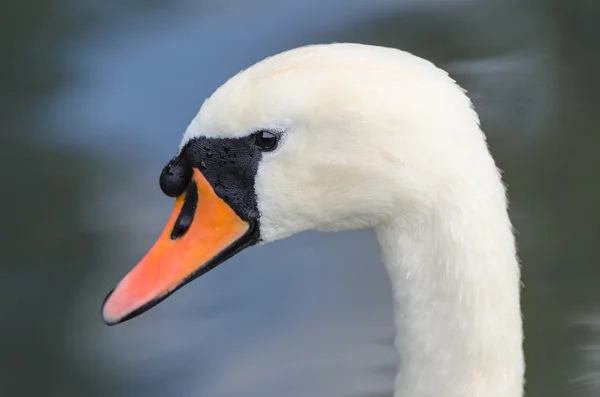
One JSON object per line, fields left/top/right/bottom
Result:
{"left": 102, "top": 168, "right": 253, "bottom": 325}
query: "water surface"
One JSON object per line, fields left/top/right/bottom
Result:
{"left": 2, "top": 1, "right": 600, "bottom": 396}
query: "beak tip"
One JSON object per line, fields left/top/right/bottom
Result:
{"left": 101, "top": 288, "right": 122, "bottom": 326}
{"left": 102, "top": 316, "right": 120, "bottom": 326}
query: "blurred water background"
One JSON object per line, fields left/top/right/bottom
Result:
{"left": 2, "top": 0, "right": 600, "bottom": 396}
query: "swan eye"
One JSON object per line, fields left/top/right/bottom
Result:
{"left": 254, "top": 130, "right": 278, "bottom": 151}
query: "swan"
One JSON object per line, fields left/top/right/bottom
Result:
{"left": 101, "top": 43, "right": 524, "bottom": 397}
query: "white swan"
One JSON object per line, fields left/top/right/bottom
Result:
{"left": 101, "top": 43, "right": 524, "bottom": 397}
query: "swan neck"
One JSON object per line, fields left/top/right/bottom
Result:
{"left": 374, "top": 186, "right": 524, "bottom": 397}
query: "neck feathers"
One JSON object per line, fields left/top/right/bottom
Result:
{"left": 374, "top": 156, "right": 524, "bottom": 397}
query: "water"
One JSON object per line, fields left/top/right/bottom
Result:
{"left": 2, "top": 0, "right": 600, "bottom": 396}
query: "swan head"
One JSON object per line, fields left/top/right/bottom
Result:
{"left": 102, "top": 43, "right": 487, "bottom": 325}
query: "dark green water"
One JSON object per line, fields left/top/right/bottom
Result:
{"left": 1, "top": 1, "right": 599, "bottom": 396}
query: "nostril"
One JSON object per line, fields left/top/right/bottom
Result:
{"left": 171, "top": 181, "right": 198, "bottom": 239}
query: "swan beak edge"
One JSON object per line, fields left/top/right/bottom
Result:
{"left": 102, "top": 168, "right": 252, "bottom": 326}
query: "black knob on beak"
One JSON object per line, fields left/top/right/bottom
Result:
{"left": 160, "top": 155, "right": 193, "bottom": 197}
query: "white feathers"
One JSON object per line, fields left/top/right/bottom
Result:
{"left": 181, "top": 43, "right": 524, "bottom": 397}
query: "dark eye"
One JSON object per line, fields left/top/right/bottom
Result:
{"left": 254, "top": 130, "right": 278, "bottom": 151}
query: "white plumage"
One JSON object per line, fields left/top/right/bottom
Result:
{"left": 181, "top": 43, "right": 524, "bottom": 397}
